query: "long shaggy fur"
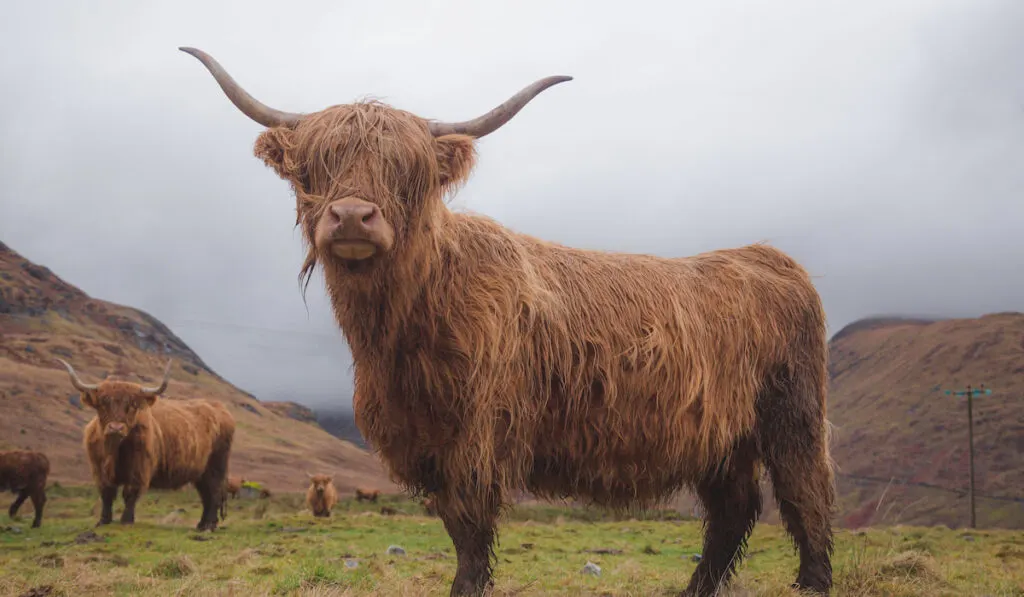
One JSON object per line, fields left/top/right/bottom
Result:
{"left": 245, "top": 99, "right": 836, "bottom": 596}
{"left": 0, "top": 450, "right": 50, "bottom": 528}
{"left": 77, "top": 371, "right": 236, "bottom": 531}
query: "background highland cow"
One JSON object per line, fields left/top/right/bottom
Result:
{"left": 59, "top": 358, "right": 236, "bottom": 532}
{"left": 0, "top": 450, "right": 50, "bottom": 529}
{"left": 306, "top": 473, "right": 338, "bottom": 517}
{"left": 182, "top": 47, "right": 835, "bottom": 596}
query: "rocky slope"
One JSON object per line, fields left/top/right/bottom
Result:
{"left": 0, "top": 240, "right": 396, "bottom": 496}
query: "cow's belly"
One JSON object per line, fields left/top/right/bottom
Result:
{"left": 525, "top": 398, "right": 703, "bottom": 508}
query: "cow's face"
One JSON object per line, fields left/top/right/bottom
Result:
{"left": 308, "top": 474, "right": 333, "bottom": 495}
{"left": 81, "top": 382, "right": 158, "bottom": 439}
{"left": 57, "top": 359, "right": 171, "bottom": 441}
{"left": 179, "top": 47, "right": 570, "bottom": 282}
{"left": 253, "top": 106, "right": 477, "bottom": 279}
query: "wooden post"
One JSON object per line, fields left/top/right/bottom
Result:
{"left": 966, "top": 384, "right": 980, "bottom": 529}
{"left": 944, "top": 383, "right": 991, "bottom": 529}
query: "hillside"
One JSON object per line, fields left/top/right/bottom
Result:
{"left": 826, "top": 312, "right": 1024, "bottom": 529}
{"left": 0, "top": 240, "right": 397, "bottom": 496}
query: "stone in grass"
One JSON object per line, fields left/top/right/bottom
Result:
{"left": 387, "top": 545, "right": 406, "bottom": 556}
{"left": 344, "top": 559, "right": 359, "bottom": 569}
{"left": 582, "top": 561, "right": 601, "bottom": 576}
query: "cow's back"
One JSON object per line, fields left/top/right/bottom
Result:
{"left": 148, "top": 399, "right": 235, "bottom": 490}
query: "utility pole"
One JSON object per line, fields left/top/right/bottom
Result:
{"left": 944, "top": 384, "right": 993, "bottom": 529}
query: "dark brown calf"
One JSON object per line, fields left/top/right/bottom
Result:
{"left": 0, "top": 450, "right": 49, "bottom": 528}
{"left": 355, "top": 488, "right": 380, "bottom": 503}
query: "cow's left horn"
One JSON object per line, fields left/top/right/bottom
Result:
{"left": 56, "top": 359, "right": 99, "bottom": 392}
{"left": 428, "top": 75, "right": 573, "bottom": 139}
{"left": 179, "top": 47, "right": 303, "bottom": 128}
{"left": 140, "top": 359, "right": 173, "bottom": 397}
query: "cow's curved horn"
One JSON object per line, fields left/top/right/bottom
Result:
{"left": 179, "top": 47, "right": 303, "bottom": 128}
{"left": 56, "top": 359, "right": 99, "bottom": 392}
{"left": 139, "top": 360, "right": 173, "bottom": 397}
{"left": 428, "top": 75, "right": 573, "bottom": 138}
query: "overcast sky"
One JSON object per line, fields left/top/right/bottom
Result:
{"left": 1, "top": 0, "right": 1022, "bottom": 410}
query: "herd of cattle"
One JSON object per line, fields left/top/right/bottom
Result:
{"left": 0, "top": 359, "right": 434, "bottom": 531}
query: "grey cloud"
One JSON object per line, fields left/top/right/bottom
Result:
{"left": 2, "top": 0, "right": 1022, "bottom": 410}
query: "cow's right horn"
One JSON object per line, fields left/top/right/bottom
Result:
{"left": 56, "top": 359, "right": 99, "bottom": 392}
{"left": 179, "top": 47, "right": 303, "bottom": 129}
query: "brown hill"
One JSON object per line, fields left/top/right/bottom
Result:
{"left": 826, "top": 312, "right": 1024, "bottom": 529}
{"left": 0, "top": 240, "right": 397, "bottom": 496}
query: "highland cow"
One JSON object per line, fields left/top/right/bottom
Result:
{"left": 58, "top": 358, "right": 236, "bottom": 531}
{"left": 306, "top": 473, "right": 338, "bottom": 517}
{"left": 226, "top": 475, "right": 244, "bottom": 499}
{"left": 354, "top": 488, "right": 380, "bottom": 503}
{"left": 0, "top": 449, "right": 49, "bottom": 528}
{"left": 421, "top": 496, "right": 438, "bottom": 517}
{"left": 182, "top": 47, "right": 836, "bottom": 596}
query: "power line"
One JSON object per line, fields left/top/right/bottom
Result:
{"left": 840, "top": 472, "right": 1023, "bottom": 504}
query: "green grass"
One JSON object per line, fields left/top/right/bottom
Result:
{"left": 1, "top": 484, "right": 1022, "bottom": 596}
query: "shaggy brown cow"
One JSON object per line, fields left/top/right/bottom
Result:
{"left": 0, "top": 450, "right": 49, "bottom": 528}
{"left": 182, "top": 47, "right": 836, "bottom": 596}
{"left": 58, "top": 358, "right": 236, "bottom": 531}
{"left": 354, "top": 488, "right": 380, "bottom": 503}
{"left": 306, "top": 473, "right": 338, "bottom": 517}
{"left": 421, "top": 497, "right": 438, "bottom": 517}
{"left": 226, "top": 475, "right": 244, "bottom": 499}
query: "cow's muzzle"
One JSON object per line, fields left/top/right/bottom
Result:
{"left": 104, "top": 422, "right": 128, "bottom": 437}
{"left": 318, "top": 197, "right": 395, "bottom": 261}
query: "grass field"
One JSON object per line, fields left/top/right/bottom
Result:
{"left": 1, "top": 484, "right": 1022, "bottom": 597}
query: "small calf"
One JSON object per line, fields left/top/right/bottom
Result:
{"left": 0, "top": 450, "right": 50, "bottom": 528}
{"left": 226, "top": 476, "right": 244, "bottom": 499}
{"left": 354, "top": 488, "right": 380, "bottom": 503}
{"left": 306, "top": 474, "right": 338, "bottom": 517}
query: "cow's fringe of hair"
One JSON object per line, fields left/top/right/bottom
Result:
{"left": 254, "top": 101, "right": 832, "bottom": 527}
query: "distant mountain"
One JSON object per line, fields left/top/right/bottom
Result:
{"left": 0, "top": 240, "right": 397, "bottom": 495}
{"left": 825, "top": 312, "right": 1024, "bottom": 529}
{"left": 314, "top": 408, "right": 369, "bottom": 450}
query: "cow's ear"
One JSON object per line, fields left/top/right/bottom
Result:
{"left": 254, "top": 127, "right": 300, "bottom": 181}
{"left": 80, "top": 391, "right": 97, "bottom": 409}
{"left": 434, "top": 134, "right": 477, "bottom": 193}
{"left": 143, "top": 394, "right": 158, "bottom": 407}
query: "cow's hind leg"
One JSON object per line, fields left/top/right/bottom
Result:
{"left": 683, "top": 438, "right": 763, "bottom": 597}
{"left": 29, "top": 486, "right": 46, "bottom": 528}
{"left": 9, "top": 489, "right": 29, "bottom": 520}
{"left": 195, "top": 446, "right": 231, "bottom": 532}
{"left": 757, "top": 376, "right": 835, "bottom": 594}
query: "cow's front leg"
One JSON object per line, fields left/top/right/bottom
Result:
{"left": 120, "top": 485, "right": 143, "bottom": 524}
{"left": 120, "top": 466, "right": 151, "bottom": 525}
{"left": 437, "top": 486, "right": 502, "bottom": 597}
{"left": 97, "top": 485, "right": 117, "bottom": 526}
